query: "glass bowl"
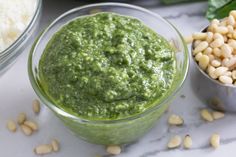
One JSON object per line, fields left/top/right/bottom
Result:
{"left": 28, "top": 3, "right": 189, "bottom": 145}
{"left": 0, "top": 0, "right": 42, "bottom": 76}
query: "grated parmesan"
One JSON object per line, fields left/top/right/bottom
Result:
{"left": 0, "top": 0, "right": 37, "bottom": 52}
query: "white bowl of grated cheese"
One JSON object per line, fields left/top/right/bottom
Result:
{"left": 0, "top": 0, "right": 42, "bottom": 76}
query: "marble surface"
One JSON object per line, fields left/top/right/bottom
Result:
{"left": 1, "top": 1, "right": 236, "bottom": 157}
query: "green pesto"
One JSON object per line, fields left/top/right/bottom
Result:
{"left": 39, "top": 13, "right": 176, "bottom": 120}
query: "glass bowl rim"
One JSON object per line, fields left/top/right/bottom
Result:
{"left": 28, "top": 2, "right": 189, "bottom": 124}
{"left": 0, "top": 0, "right": 42, "bottom": 56}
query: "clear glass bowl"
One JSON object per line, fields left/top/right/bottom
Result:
{"left": 28, "top": 3, "right": 189, "bottom": 145}
{"left": 0, "top": 0, "right": 42, "bottom": 76}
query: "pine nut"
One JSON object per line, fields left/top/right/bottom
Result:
{"left": 51, "top": 139, "right": 60, "bottom": 152}
{"left": 21, "top": 124, "right": 33, "bottom": 136}
{"left": 183, "top": 135, "right": 192, "bottom": 149}
{"left": 203, "top": 47, "right": 212, "bottom": 55}
{"left": 34, "top": 144, "right": 53, "bottom": 155}
{"left": 193, "top": 40, "right": 201, "bottom": 48}
{"left": 233, "top": 31, "right": 236, "bottom": 40}
{"left": 227, "top": 33, "right": 233, "bottom": 39}
{"left": 195, "top": 52, "right": 203, "bottom": 61}
{"left": 213, "top": 33, "right": 224, "bottom": 41}
{"left": 210, "top": 133, "right": 220, "bottom": 149}
{"left": 199, "top": 55, "right": 209, "bottom": 70}
{"left": 221, "top": 44, "right": 232, "bottom": 58}
{"left": 17, "top": 112, "right": 26, "bottom": 124}
{"left": 167, "top": 135, "right": 182, "bottom": 149}
{"left": 193, "top": 41, "right": 208, "bottom": 55}
{"left": 215, "top": 26, "right": 228, "bottom": 34}
{"left": 228, "top": 15, "right": 235, "bottom": 26}
{"left": 220, "top": 19, "right": 228, "bottom": 27}
{"left": 222, "top": 58, "right": 230, "bottom": 66}
{"left": 228, "top": 40, "right": 236, "bottom": 49}
{"left": 224, "top": 57, "right": 236, "bottom": 67}
{"left": 207, "top": 25, "right": 215, "bottom": 32}
{"left": 214, "top": 67, "right": 228, "bottom": 77}
{"left": 168, "top": 114, "right": 184, "bottom": 126}
{"left": 192, "top": 32, "right": 207, "bottom": 40}
{"left": 211, "top": 60, "right": 221, "bottom": 67}
{"left": 207, "top": 66, "right": 217, "bottom": 79}
{"left": 106, "top": 145, "right": 121, "bottom": 155}
{"left": 207, "top": 54, "right": 215, "bottom": 62}
{"left": 184, "top": 36, "right": 193, "bottom": 44}
{"left": 32, "top": 99, "right": 41, "bottom": 114}
{"left": 212, "top": 111, "right": 225, "bottom": 120}
{"left": 7, "top": 120, "right": 17, "bottom": 132}
{"left": 200, "top": 109, "right": 213, "bottom": 122}
{"left": 232, "top": 70, "right": 236, "bottom": 79}
{"left": 230, "top": 10, "right": 236, "bottom": 19}
{"left": 210, "top": 38, "right": 224, "bottom": 48}
{"left": 24, "top": 120, "right": 38, "bottom": 131}
{"left": 223, "top": 35, "right": 228, "bottom": 42}
{"left": 206, "top": 32, "right": 214, "bottom": 43}
{"left": 224, "top": 71, "right": 232, "bottom": 77}
{"left": 219, "top": 75, "right": 233, "bottom": 84}
{"left": 211, "top": 19, "right": 220, "bottom": 25}
{"left": 227, "top": 25, "right": 234, "bottom": 33}
{"left": 213, "top": 48, "right": 221, "bottom": 57}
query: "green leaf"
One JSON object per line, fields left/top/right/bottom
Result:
{"left": 206, "top": 0, "right": 236, "bottom": 20}
{"left": 161, "top": 0, "right": 205, "bottom": 5}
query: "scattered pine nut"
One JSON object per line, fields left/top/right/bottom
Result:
{"left": 167, "top": 135, "right": 182, "bottom": 149}
{"left": 17, "top": 112, "right": 27, "bottom": 124}
{"left": 20, "top": 124, "right": 33, "bottom": 136}
{"left": 7, "top": 120, "right": 17, "bottom": 132}
{"left": 106, "top": 145, "right": 121, "bottom": 155}
{"left": 200, "top": 109, "right": 213, "bottom": 122}
{"left": 168, "top": 114, "right": 184, "bottom": 126}
{"left": 24, "top": 120, "right": 38, "bottom": 131}
{"left": 183, "top": 135, "right": 192, "bottom": 149}
{"left": 212, "top": 111, "right": 225, "bottom": 120}
{"left": 51, "top": 139, "right": 60, "bottom": 152}
{"left": 34, "top": 144, "right": 53, "bottom": 155}
{"left": 32, "top": 99, "right": 41, "bottom": 114}
{"left": 210, "top": 133, "right": 220, "bottom": 149}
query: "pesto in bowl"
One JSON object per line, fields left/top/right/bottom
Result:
{"left": 39, "top": 13, "right": 176, "bottom": 120}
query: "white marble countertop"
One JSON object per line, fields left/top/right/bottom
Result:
{"left": 1, "top": 1, "right": 236, "bottom": 157}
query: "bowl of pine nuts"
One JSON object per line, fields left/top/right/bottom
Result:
{"left": 192, "top": 10, "right": 236, "bottom": 112}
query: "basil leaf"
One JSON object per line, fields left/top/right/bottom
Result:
{"left": 206, "top": 0, "right": 236, "bottom": 20}
{"left": 160, "top": 0, "right": 205, "bottom": 5}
